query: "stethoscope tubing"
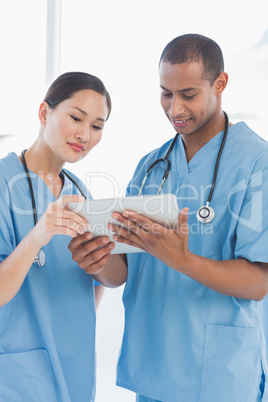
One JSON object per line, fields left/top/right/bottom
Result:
{"left": 20, "top": 149, "right": 87, "bottom": 267}
{"left": 21, "top": 150, "right": 38, "bottom": 225}
{"left": 138, "top": 112, "right": 229, "bottom": 223}
{"left": 206, "top": 112, "right": 229, "bottom": 204}
{"left": 138, "top": 133, "right": 179, "bottom": 195}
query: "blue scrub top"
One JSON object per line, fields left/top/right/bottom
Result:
{"left": 0, "top": 153, "right": 96, "bottom": 402}
{"left": 116, "top": 122, "right": 268, "bottom": 402}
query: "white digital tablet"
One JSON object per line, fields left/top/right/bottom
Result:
{"left": 68, "top": 193, "right": 179, "bottom": 254}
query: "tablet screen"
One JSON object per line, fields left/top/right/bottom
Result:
{"left": 68, "top": 193, "right": 179, "bottom": 254}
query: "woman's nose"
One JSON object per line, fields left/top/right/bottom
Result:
{"left": 75, "top": 127, "right": 89, "bottom": 143}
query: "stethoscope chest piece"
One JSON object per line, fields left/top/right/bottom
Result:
{"left": 196, "top": 205, "right": 215, "bottom": 224}
{"left": 34, "top": 249, "right": 46, "bottom": 268}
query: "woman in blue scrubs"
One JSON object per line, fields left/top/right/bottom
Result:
{"left": 105, "top": 35, "right": 268, "bottom": 401}
{"left": 0, "top": 72, "right": 115, "bottom": 401}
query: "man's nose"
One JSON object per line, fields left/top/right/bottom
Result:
{"left": 169, "top": 96, "right": 185, "bottom": 117}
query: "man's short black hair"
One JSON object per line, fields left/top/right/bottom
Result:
{"left": 159, "top": 33, "right": 224, "bottom": 85}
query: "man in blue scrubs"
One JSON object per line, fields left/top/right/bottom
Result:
{"left": 108, "top": 34, "right": 268, "bottom": 401}
{"left": 69, "top": 34, "right": 268, "bottom": 401}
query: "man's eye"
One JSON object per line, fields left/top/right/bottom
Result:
{"left": 162, "top": 93, "right": 172, "bottom": 98}
{"left": 183, "top": 94, "right": 197, "bottom": 100}
{"left": 70, "top": 115, "right": 81, "bottom": 122}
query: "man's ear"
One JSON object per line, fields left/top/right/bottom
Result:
{"left": 215, "top": 72, "right": 228, "bottom": 94}
{"left": 38, "top": 101, "right": 49, "bottom": 126}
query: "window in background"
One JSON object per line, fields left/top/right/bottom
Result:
{"left": 0, "top": 0, "right": 47, "bottom": 157}
{"left": 224, "top": 28, "right": 268, "bottom": 139}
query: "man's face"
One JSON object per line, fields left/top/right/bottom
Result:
{"left": 159, "top": 61, "right": 219, "bottom": 137}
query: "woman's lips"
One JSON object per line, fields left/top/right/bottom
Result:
{"left": 67, "top": 143, "right": 85, "bottom": 152}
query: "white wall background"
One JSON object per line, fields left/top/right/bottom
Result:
{"left": 0, "top": 1, "right": 268, "bottom": 401}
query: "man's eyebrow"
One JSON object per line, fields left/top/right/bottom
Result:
{"left": 160, "top": 85, "right": 170, "bottom": 92}
{"left": 160, "top": 85, "right": 197, "bottom": 93}
{"left": 71, "top": 107, "right": 105, "bottom": 122}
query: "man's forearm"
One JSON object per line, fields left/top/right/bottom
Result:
{"left": 177, "top": 253, "right": 268, "bottom": 301}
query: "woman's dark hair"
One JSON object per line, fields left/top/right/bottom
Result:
{"left": 44, "top": 71, "right": 112, "bottom": 120}
{"left": 159, "top": 34, "right": 224, "bottom": 85}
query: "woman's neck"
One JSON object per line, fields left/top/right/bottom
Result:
{"left": 26, "top": 140, "right": 63, "bottom": 172}
{"left": 19, "top": 141, "right": 65, "bottom": 198}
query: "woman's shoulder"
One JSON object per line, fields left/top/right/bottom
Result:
{"left": 0, "top": 153, "right": 22, "bottom": 184}
{"left": 0, "top": 152, "right": 19, "bottom": 168}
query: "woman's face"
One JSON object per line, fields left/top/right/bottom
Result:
{"left": 40, "top": 89, "right": 109, "bottom": 164}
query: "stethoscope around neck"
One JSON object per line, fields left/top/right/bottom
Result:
{"left": 138, "top": 111, "right": 229, "bottom": 224}
{"left": 20, "top": 149, "right": 87, "bottom": 267}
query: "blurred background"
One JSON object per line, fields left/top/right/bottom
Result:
{"left": 0, "top": 1, "right": 267, "bottom": 400}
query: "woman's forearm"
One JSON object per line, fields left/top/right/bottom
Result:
{"left": 0, "top": 231, "right": 40, "bottom": 307}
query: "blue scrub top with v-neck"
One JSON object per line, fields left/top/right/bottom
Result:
{"left": 0, "top": 153, "right": 96, "bottom": 402}
{"left": 116, "top": 122, "right": 268, "bottom": 402}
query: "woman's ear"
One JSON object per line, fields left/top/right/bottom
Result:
{"left": 215, "top": 72, "right": 228, "bottom": 94}
{"left": 38, "top": 101, "right": 49, "bottom": 126}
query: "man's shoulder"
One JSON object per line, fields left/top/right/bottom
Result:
{"left": 228, "top": 122, "right": 268, "bottom": 174}
{"left": 229, "top": 122, "right": 268, "bottom": 156}
{"left": 231, "top": 121, "right": 268, "bottom": 147}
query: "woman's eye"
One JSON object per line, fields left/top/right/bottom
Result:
{"left": 92, "top": 125, "right": 103, "bottom": 130}
{"left": 70, "top": 115, "right": 81, "bottom": 122}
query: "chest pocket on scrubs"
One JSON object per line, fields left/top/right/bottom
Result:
{"left": 200, "top": 324, "right": 263, "bottom": 402}
{"left": 0, "top": 349, "right": 57, "bottom": 401}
